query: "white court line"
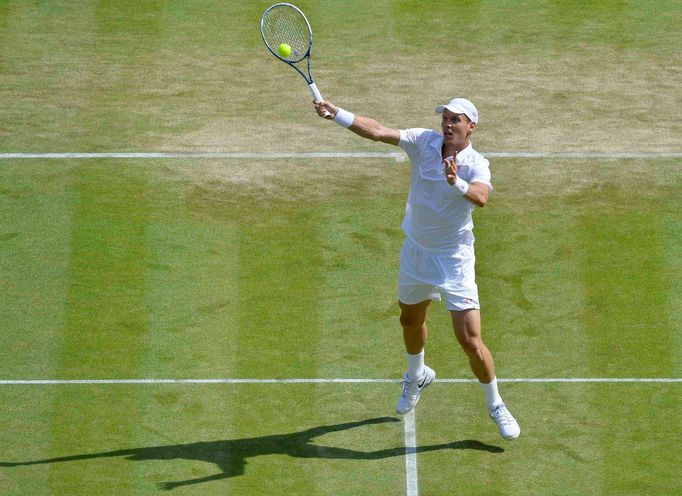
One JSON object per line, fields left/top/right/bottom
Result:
{"left": 1, "top": 151, "right": 681, "bottom": 160}
{"left": 487, "top": 151, "right": 682, "bottom": 159}
{"left": 0, "top": 378, "right": 680, "bottom": 384}
{"left": 403, "top": 410, "right": 419, "bottom": 496}
{"left": 0, "top": 151, "right": 406, "bottom": 161}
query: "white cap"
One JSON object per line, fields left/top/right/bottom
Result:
{"left": 435, "top": 98, "right": 479, "bottom": 123}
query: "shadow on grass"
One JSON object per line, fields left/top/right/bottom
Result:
{"left": 1, "top": 416, "right": 503, "bottom": 490}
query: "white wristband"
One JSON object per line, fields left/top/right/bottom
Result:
{"left": 453, "top": 176, "right": 469, "bottom": 195}
{"left": 333, "top": 108, "right": 355, "bottom": 128}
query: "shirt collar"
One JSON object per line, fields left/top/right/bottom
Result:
{"left": 429, "top": 132, "right": 473, "bottom": 161}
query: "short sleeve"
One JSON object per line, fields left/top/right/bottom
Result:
{"left": 399, "top": 128, "right": 430, "bottom": 162}
{"left": 468, "top": 156, "right": 493, "bottom": 190}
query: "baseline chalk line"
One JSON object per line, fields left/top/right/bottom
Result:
{"left": 0, "top": 378, "right": 680, "bottom": 385}
{"left": 1, "top": 151, "right": 681, "bottom": 161}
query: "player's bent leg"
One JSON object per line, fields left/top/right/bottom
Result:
{"left": 450, "top": 309, "right": 495, "bottom": 383}
{"left": 399, "top": 299, "right": 431, "bottom": 354}
{"left": 450, "top": 309, "right": 520, "bottom": 440}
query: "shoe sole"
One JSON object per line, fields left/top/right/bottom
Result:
{"left": 501, "top": 430, "right": 520, "bottom": 441}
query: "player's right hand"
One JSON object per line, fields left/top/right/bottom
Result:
{"left": 313, "top": 100, "right": 336, "bottom": 120}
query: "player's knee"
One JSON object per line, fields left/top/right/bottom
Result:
{"left": 399, "top": 312, "right": 424, "bottom": 331}
{"left": 459, "top": 336, "right": 484, "bottom": 358}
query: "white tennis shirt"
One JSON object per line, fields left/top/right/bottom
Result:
{"left": 399, "top": 128, "right": 492, "bottom": 253}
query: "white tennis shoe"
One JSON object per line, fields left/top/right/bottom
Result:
{"left": 396, "top": 366, "right": 436, "bottom": 415}
{"left": 489, "top": 403, "right": 520, "bottom": 440}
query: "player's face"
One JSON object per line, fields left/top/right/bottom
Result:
{"left": 441, "top": 109, "right": 476, "bottom": 147}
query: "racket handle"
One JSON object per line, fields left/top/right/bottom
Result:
{"left": 309, "top": 82, "right": 323, "bottom": 101}
{"left": 309, "top": 82, "right": 331, "bottom": 117}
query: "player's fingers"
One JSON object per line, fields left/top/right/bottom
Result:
{"left": 314, "top": 101, "right": 334, "bottom": 119}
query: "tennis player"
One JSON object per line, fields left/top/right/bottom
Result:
{"left": 313, "top": 97, "right": 520, "bottom": 440}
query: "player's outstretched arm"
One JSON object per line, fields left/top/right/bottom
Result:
{"left": 314, "top": 100, "right": 400, "bottom": 145}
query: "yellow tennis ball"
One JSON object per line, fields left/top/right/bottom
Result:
{"left": 277, "top": 43, "right": 292, "bottom": 57}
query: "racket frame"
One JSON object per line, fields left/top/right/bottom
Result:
{"left": 260, "top": 2, "right": 324, "bottom": 102}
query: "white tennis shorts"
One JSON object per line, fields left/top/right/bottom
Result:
{"left": 398, "top": 236, "right": 480, "bottom": 311}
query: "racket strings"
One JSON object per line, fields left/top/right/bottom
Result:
{"left": 261, "top": 6, "right": 311, "bottom": 62}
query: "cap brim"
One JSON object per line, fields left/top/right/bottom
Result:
{"left": 435, "top": 104, "right": 467, "bottom": 115}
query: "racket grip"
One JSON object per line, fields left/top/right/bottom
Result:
{"left": 309, "top": 82, "right": 331, "bottom": 117}
{"left": 309, "top": 82, "right": 323, "bottom": 101}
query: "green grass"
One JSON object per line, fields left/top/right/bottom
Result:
{"left": 1, "top": 0, "right": 681, "bottom": 494}
{"left": 2, "top": 157, "right": 681, "bottom": 494}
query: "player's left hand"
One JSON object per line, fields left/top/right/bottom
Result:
{"left": 444, "top": 155, "right": 458, "bottom": 185}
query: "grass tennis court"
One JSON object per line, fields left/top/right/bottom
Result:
{"left": 1, "top": 1, "right": 680, "bottom": 495}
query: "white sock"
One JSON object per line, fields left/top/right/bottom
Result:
{"left": 480, "top": 377, "right": 504, "bottom": 410}
{"left": 406, "top": 351, "right": 425, "bottom": 380}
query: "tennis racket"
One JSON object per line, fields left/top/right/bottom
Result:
{"left": 260, "top": 3, "right": 329, "bottom": 113}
